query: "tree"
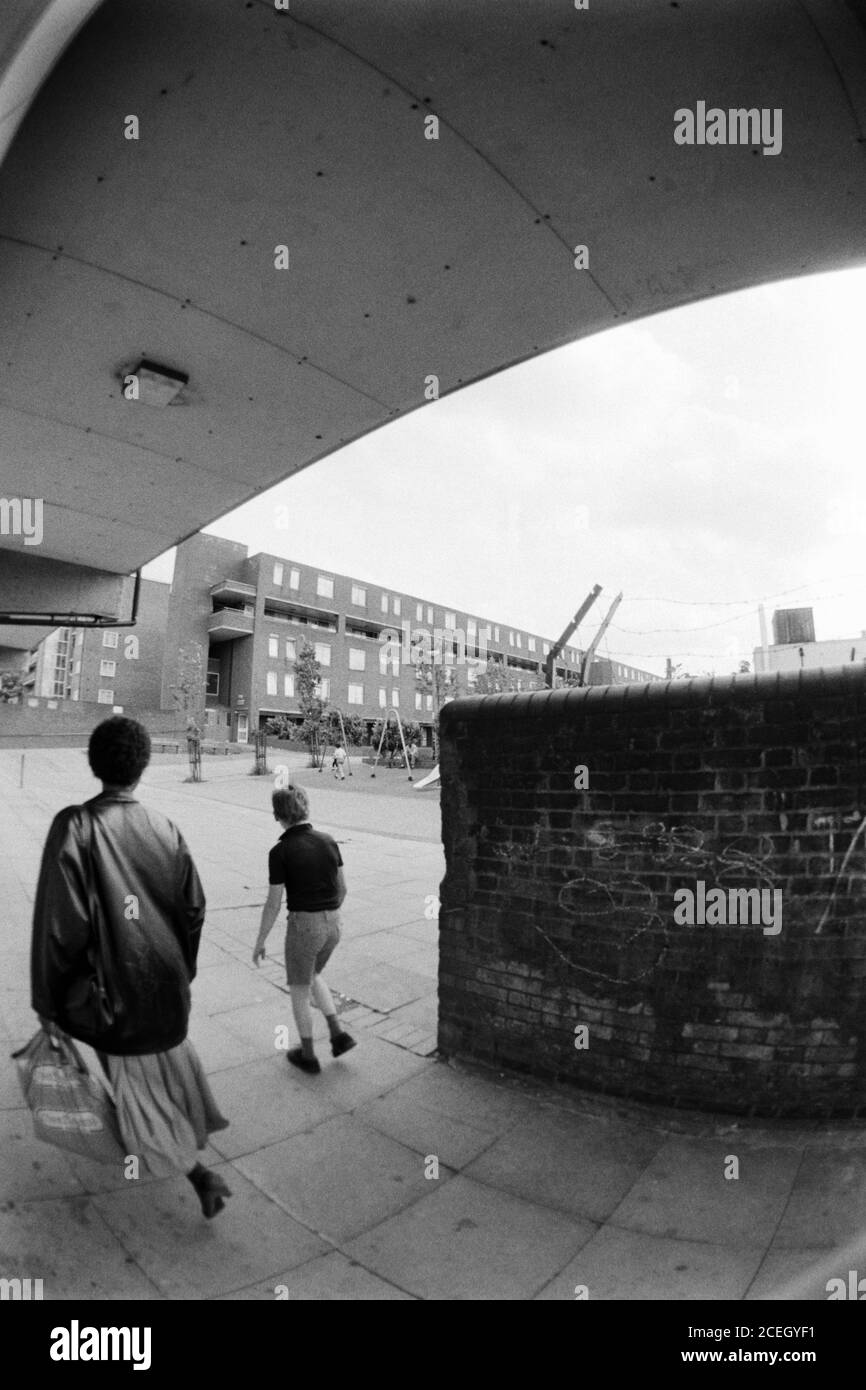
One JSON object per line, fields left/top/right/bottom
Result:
{"left": 295, "top": 639, "right": 327, "bottom": 765}
{"left": 264, "top": 714, "right": 302, "bottom": 740}
{"left": 169, "top": 643, "right": 205, "bottom": 734}
{"left": 0, "top": 671, "right": 23, "bottom": 702}
{"left": 323, "top": 710, "right": 366, "bottom": 747}
{"left": 412, "top": 632, "right": 469, "bottom": 761}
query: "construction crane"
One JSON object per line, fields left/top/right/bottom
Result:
{"left": 578, "top": 591, "right": 623, "bottom": 686}
{"left": 544, "top": 584, "right": 602, "bottom": 689}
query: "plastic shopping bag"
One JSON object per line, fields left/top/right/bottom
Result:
{"left": 12, "top": 1027, "right": 125, "bottom": 1165}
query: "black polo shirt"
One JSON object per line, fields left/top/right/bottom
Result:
{"left": 268, "top": 822, "right": 343, "bottom": 911}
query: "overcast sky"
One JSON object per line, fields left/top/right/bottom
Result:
{"left": 143, "top": 266, "right": 866, "bottom": 677}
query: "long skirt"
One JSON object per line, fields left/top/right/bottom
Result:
{"left": 98, "top": 1039, "right": 229, "bottom": 1178}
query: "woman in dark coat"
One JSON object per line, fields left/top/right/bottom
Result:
{"left": 30, "top": 716, "right": 230, "bottom": 1218}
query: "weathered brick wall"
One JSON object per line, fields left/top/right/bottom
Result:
{"left": 437, "top": 668, "right": 866, "bottom": 1117}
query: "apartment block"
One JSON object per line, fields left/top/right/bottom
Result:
{"left": 23, "top": 533, "right": 659, "bottom": 743}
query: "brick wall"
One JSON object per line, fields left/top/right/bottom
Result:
{"left": 437, "top": 667, "right": 866, "bottom": 1117}
{"left": 0, "top": 701, "right": 185, "bottom": 747}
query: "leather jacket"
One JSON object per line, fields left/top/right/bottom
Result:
{"left": 31, "top": 791, "right": 206, "bottom": 1055}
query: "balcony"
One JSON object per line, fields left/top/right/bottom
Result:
{"left": 263, "top": 596, "right": 338, "bottom": 631}
{"left": 210, "top": 578, "right": 257, "bottom": 605}
{"left": 208, "top": 608, "right": 254, "bottom": 642}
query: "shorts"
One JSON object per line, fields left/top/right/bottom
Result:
{"left": 284, "top": 908, "right": 342, "bottom": 986}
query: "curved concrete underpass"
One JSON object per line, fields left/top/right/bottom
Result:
{"left": 2, "top": 0, "right": 866, "bottom": 623}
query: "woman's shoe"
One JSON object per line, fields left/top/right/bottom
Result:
{"left": 331, "top": 1032, "right": 357, "bottom": 1058}
{"left": 188, "top": 1166, "right": 232, "bottom": 1219}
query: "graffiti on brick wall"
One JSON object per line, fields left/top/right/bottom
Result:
{"left": 487, "top": 808, "right": 865, "bottom": 981}
{"left": 813, "top": 811, "right": 866, "bottom": 934}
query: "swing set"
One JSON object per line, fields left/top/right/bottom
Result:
{"left": 370, "top": 706, "right": 414, "bottom": 781}
{"left": 316, "top": 708, "right": 353, "bottom": 777}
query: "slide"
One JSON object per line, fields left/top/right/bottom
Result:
{"left": 413, "top": 764, "right": 440, "bottom": 790}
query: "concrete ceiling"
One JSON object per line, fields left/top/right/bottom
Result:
{"left": 2, "top": 0, "right": 866, "bottom": 622}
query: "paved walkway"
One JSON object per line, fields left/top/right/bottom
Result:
{"left": 1, "top": 749, "right": 864, "bottom": 1300}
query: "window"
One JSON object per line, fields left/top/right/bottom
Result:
{"left": 393, "top": 597, "right": 401, "bottom": 616}
{"left": 314, "top": 643, "right": 331, "bottom": 666}
{"left": 97, "top": 689, "right": 114, "bottom": 704}
{"left": 381, "top": 594, "right": 389, "bottom": 613}
{"left": 351, "top": 584, "right": 366, "bottom": 607}
{"left": 273, "top": 563, "right": 284, "bottom": 585}
{"left": 494, "top": 626, "right": 500, "bottom": 642}
{"left": 102, "top": 632, "right": 119, "bottom": 648}
{"left": 349, "top": 648, "right": 366, "bottom": 671}
{"left": 445, "top": 612, "right": 456, "bottom": 630}
{"left": 316, "top": 678, "right": 331, "bottom": 699}
{"left": 467, "top": 618, "right": 477, "bottom": 637}
{"left": 268, "top": 635, "right": 278, "bottom": 658}
{"left": 284, "top": 674, "right": 294, "bottom": 697}
{"left": 425, "top": 695, "right": 433, "bottom": 711}
{"left": 543, "top": 643, "right": 550, "bottom": 656}
{"left": 289, "top": 568, "right": 300, "bottom": 589}
{"left": 516, "top": 633, "right": 522, "bottom": 648}
{"left": 99, "top": 659, "right": 116, "bottom": 677}
{"left": 348, "top": 684, "right": 364, "bottom": 705}
{"left": 206, "top": 671, "right": 220, "bottom": 697}
{"left": 380, "top": 647, "right": 399, "bottom": 676}
{"left": 379, "top": 688, "right": 386, "bottom": 708}
{"left": 285, "top": 638, "right": 296, "bottom": 661}
{"left": 416, "top": 603, "right": 423, "bottom": 621}
{"left": 415, "top": 691, "right": 422, "bottom": 710}
{"left": 528, "top": 637, "right": 536, "bottom": 652}
{"left": 392, "top": 689, "right": 399, "bottom": 707}
{"left": 509, "top": 631, "right": 514, "bottom": 645}
{"left": 427, "top": 607, "right": 434, "bottom": 624}
{"left": 317, "top": 575, "right": 334, "bottom": 599}
{"left": 266, "top": 672, "right": 277, "bottom": 695}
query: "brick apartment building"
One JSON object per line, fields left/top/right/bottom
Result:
{"left": 24, "top": 579, "right": 168, "bottom": 709}
{"left": 24, "top": 533, "right": 659, "bottom": 744}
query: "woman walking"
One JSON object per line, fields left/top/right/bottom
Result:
{"left": 30, "top": 716, "right": 231, "bottom": 1218}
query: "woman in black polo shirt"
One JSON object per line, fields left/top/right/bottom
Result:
{"left": 252, "top": 785, "right": 355, "bottom": 1074}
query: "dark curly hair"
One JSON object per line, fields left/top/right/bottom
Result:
{"left": 88, "top": 716, "right": 151, "bottom": 786}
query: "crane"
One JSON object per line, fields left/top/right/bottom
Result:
{"left": 543, "top": 584, "right": 602, "bottom": 689}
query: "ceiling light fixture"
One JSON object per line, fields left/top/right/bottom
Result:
{"left": 124, "top": 359, "right": 189, "bottom": 407}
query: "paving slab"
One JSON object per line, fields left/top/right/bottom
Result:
{"left": 770, "top": 1148, "right": 866, "bottom": 1250}
{"left": 205, "top": 1057, "right": 343, "bottom": 1159}
{"left": 234, "top": 1113, "right": 442, "bottom": 1243}
{"left": 607, "top": 1137, "right": 802, "bottom": 1247}
{"left": 91, "top": 1164, "right": 328, "bottom": 1300}
{"left": 1, "top": 1113, "right": 87, "bottom": 1202}
{"left": 463, "top": 1109, "right": 667, "bottom": 1222}
{"left": 360, "top": 1090, "right": 497, "bottom": 1170}
{"left": 345, "top": 1174, "right": 595, "bottom": 1301}
{"left": 392, "top": 1062, "right": 540, "bottom": 1136}
{"left": 0, "top": 1195, "right": 163, "bottom": 1300}
{"left": 534, "top": 1226, "right": 764, "bottom": 1301}
{"left": 743, "top": 1247, "right": 860, "bottom": 1301}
